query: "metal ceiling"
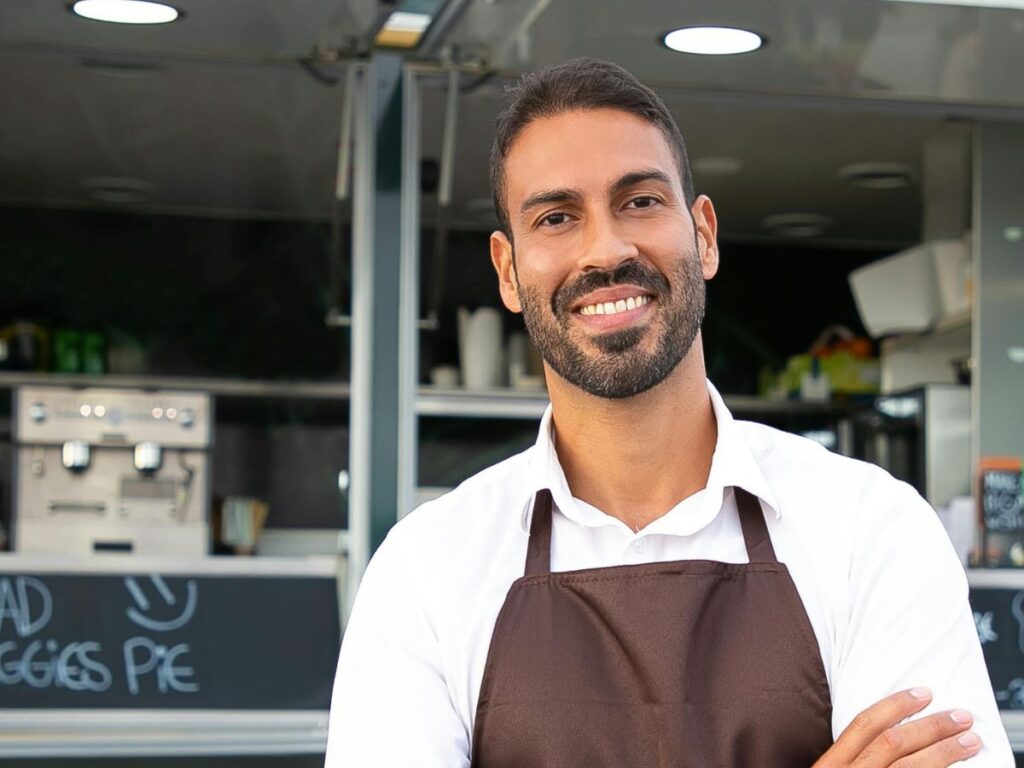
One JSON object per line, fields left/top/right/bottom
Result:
{"left": 443, "top": 0, "right": 1024, "bottom": 110}
{"left": 0, "top": 0, "right": 1012, "bottom": 246}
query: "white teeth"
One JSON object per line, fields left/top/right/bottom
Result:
{"left": 578, "top": 295, "right": 651, "bottom": 317}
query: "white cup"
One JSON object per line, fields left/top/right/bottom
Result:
{"left": 430, "top": 365, "right": 460, "bottom": 388}
{"left": 458, "top": 307, "right": 503, "bottom": 389}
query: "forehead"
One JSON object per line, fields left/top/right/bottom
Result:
{"left": 503, "top": 108, "right": 680, "bottom": 202}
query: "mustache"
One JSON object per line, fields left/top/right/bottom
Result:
{"left": 552, "top": 261, "right": 670, "bottom": 315}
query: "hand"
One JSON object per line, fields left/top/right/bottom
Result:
{"left": 813, "top": 687, "right": 982, "bottom": 767}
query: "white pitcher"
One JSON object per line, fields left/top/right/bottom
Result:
{"left": 458, "top": 306, "right": 503, "bottom": 389}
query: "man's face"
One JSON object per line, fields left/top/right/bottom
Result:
{"left": 490, "top": 108, "right": 719, "bottom": 399}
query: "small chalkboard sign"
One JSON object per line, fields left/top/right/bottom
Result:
{"left": 982, "top": 464, "right": 1024, "bottom": 533}
{"left": 0, "top": 569, "right": 340, "bottom": 710}
{"left": 971, "top": 585, "right": 1024, "bottom": 710}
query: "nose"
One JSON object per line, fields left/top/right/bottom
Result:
{"left": 577, "top": 209, "right": 640, "bottom": 273}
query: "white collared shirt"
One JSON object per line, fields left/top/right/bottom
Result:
{"left": 326, "top": 381, "right": 1013, "bottom": 766}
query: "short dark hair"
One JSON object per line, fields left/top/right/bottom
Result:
{"left": 489, "top": 57, "right": 695, "bottom": 237}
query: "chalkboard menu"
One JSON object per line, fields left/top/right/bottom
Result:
{"left": 971, "top": 585, "right": 1024, "bottom": 710}
{"left": 0, "top": 570, "right": 340, "bottom": 709}
{"left": 982, "top": 463, "right": 1024, "bottom": 533}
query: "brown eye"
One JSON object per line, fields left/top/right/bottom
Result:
{"left": 627, "top": 196, "right": 658, "bottom": 210}
{"left": 540, "top": 212, "right": 569, "bottom": 227}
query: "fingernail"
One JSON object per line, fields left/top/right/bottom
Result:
{"left": 958, "top": 732, "right": 980, "bottom": 748}
{"left": 950, "top": 709, "right": 972, "bottom": 724}
{"left": 909, "top": 687, "right": 931, "bottom": 699}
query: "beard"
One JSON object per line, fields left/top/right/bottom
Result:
{"left": 517, "top": 249, "right": 706, "bottom": 399}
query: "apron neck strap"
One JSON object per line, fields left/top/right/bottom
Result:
{"left": 524, "top": 489, "right": 554, "bottom": 577}
{"left": 735, "top": 487, "right": 778, "bottom": 564}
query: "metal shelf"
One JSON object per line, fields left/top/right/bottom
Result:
{"left": 415, "top": 386, "right": 853, "bottom": 420}
{"left": 0, "top": 372, "right": 350, "bottom": 401}
{"left": 0, "top": 374, "right": 852, "bottom": 419}
{"left": 0, "top": 710, "right": 327, "bottom": 758}
{"left": 0, "top": 552, "right": 341, "bottom": 577}
{"left": 967, "top": 569, "right": 1024, "bottom": 589}
{"left": 416, "top": 386, "right": 549, "bottom": 419}
{"left": 1003, "top": 712, "right": 1024, "bottom": 753}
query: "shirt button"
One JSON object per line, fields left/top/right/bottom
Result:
{"left": 633, "top": 539, "right": 646, "bottom": 553}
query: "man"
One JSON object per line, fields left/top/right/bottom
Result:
{"left": 326, "top": 59, "right": 1012, "bottom": 766}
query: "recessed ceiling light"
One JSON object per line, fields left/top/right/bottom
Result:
{"left": 692, "top": 156, "right": 744, "bottom": 176}
{"left": 375, "top": 11, "right": 432, "bottom": 48}
{"left": 662, "top": 26, "right": 764, "bottom": 55}
{"left": 838, "top": 162, "right": 916, "bottom": 189}
{"left": 880, "top": 0, "right": 1024, "bottom": 9}
{"left": 761, "top": 213, "right": 832, "bottom": 238}
{"left": 71, "top": 0, "right": 181, "bottom": 25}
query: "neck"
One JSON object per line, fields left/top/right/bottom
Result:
{"left": 545, "top": 336, "right": 717, "bottom": 532}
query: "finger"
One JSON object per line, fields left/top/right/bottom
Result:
{"left": 851, "top": 710, "right": 974, "bottom": 767}
{"left": 890, "top": 730, "right": 982, "bottom": 767}
{"left": 827, "top": 688, "right": 933, "bottom": 763}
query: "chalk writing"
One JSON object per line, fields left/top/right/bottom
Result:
{"left": 0, "top": 639, "right": 111, "bottom": 691}
{"left": 123, "top": 637, "right": 199, "bottom": 694}
{"left": 982, "top": 469, "right": 1023, "bottom": 532}
{"left": 0, "top": 571, "right": 339, "bottom": 710}
{"left": 975, "top": 610, "right": 999, "bottom": 644}
{"left": 0, "top": 574, "right": 199, "bottom": 698}
{"left": 124, "top": 576, "right": 198, "bottom": 632}
{"left": 0, "top": 576, "right": 52, "bottom": 637}
{"left": 995, "top": 678, "right": 1024, "bottom": 710}
{"left": 1012, "top": 592, "right": 1024, "bottom": 655}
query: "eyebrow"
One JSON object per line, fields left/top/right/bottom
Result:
{"left": 520, "top": 188, "right": 582, "bottom": 216}
{"left": 518, "top": 169, "right": 675, "bottom": 217}
{"left": 609, "top": 169, "right": 674, "bottom": 196}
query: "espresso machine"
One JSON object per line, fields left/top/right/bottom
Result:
{"left": 12, "top": 386, "right": 211, "bottom": 556}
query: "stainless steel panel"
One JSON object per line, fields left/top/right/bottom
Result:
{"left": 440, "top": 0, "right": 1024, "bottom": 108}
{"left": 398, "top": 64, "right": 422, "bottom": 522}
{"left": 12, "top": 387, "right": 211, "bottom": 556}
{"left": 972, "top": 123, "right": 1024, "bottom": 467}
{"left": 15, "top": 387, "right": 212, "bottom": 448}
{"left": 925, "top": 385, "right": 971, "bottom": 508}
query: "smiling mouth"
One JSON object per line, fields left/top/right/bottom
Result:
{"left": 576, "top": 294, "right": 653, "bottom": 317}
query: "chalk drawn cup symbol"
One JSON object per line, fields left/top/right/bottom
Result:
{"left": 124, "top": 576, "right": 198, "bottom": 632}
{"left": 1012, "top": 591, "right": 1024, "bottom": 655}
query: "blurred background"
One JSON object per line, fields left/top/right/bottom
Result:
{"left": 0, "top": 0, "right": 1022, "bottom": 763}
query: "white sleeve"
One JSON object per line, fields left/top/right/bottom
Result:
{"left": 324, "top": 522, "right": 471, "bottom": 768}
{"left": 831, "top": 475, "right": 1014, "bottom": 765}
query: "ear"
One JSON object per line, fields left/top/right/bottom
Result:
{"left": 490, "top": 230, "right": 522, "bottom": 313}
{"left": 690, "top": 194, "right": 720, "bottom": 280}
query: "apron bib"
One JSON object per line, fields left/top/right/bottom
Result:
{"left": 471, "top": 487, "right": 833, "bottom": 767}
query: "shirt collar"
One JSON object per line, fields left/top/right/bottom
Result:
{"left": 521, "top": 380, "right": 781, "bottom": 535}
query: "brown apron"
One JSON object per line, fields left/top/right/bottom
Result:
{"left": 471, "top": 487, "right": 834, "bottom": 767}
